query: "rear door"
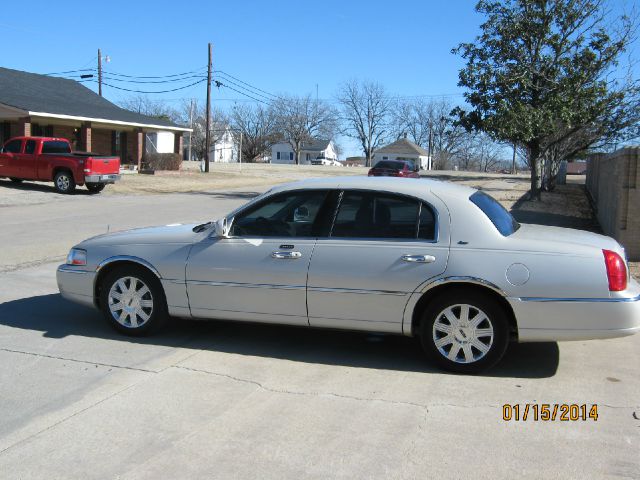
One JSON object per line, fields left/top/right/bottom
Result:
{"left": 307, "top": 189, "right": 450, "bottom": 333}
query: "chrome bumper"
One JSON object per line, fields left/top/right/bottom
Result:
{"left": 56, "top": 264, "right": 97, "bottom": 308}
{"left": 85, "top": 174, "right": 120, "bottom": 184}
{"left": 510, "top": 293, "right": 640, "bottom": 342}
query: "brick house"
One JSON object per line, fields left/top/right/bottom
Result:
{"left": 0, "top": 67, "right": 191, "bottom": 169}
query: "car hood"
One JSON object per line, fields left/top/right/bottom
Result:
{"left": 78, "top": 222, "right": 208, "bottom": 247}
{"left": 513, "top": 223, "right": 623, "bottom": 255}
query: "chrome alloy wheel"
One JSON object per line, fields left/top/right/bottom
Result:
{"left": 108, "top": 276, "right": 154, "bottom": 328}
{"left": 432, "top": 304, "right": 494, "bottom": 364}
{"left": 56, "top": 175, "right": 70, "bottom": 191}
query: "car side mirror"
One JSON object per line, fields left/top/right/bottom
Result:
{"left": 214, "top": 217, "right": 232, "bottom": 238}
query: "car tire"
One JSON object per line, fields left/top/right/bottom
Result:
{"left": 9, "top": 177, "right": 23, "bottom": 183}
{"left": 54, "top": 171, "right": 76, "bottom": 194}
{"left": 100, "top": 265, "right": 168, "bottom": 336}
{"left": 419, "top": 289, "right": 510, "bottom": 374}
{"left": 86, "top": 183, "right": 105, "bottom": 194}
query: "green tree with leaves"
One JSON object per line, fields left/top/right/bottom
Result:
{"left": 454, "top": 0, "right": 639, "bottom": 198}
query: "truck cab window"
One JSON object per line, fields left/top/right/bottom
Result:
{"left": 3, "top": 140, "right": 22, "bottom": 153}
{"left": 25, "top": 140, "right": 36, "bottom": 154}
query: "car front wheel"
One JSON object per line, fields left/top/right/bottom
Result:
{"left": 420, "top": 290, "right": 509, "bottom": 374}
{"left": 100, "top": 266, "right": 167, "bottom": 336}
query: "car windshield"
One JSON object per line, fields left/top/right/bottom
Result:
{"left": 374, "top": 161, "right": 404, "bottom": 169}
{"left": 469, "top": 191, "right": 520, "bottom": 236}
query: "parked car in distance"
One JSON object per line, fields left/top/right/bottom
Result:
{"left": 311, "top": 158, "right": 342, "bottom": 166}
{"left": 368, "top": 160, "right": 420, "bottom": 178}
{"left": 0, "top": 136, "right": 120, "bottom": 194}
{"left": 57, "top": 176, "right": 640, "bottom": 373}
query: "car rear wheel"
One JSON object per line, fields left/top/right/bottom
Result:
{"left": 420, "top": 290, "right": 509, "bottom": 374}
{"left": 86, "top": 183, "right": 105, "bottom": 194}
{"left": 54, "top": 171, "right": 76, "bottom": 194}
{"left": 100, "top": 266, "right": 167, "bottom": 336}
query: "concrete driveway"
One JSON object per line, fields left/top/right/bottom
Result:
{"left": 0, "top": 179, "right": 638, "bottom": 479}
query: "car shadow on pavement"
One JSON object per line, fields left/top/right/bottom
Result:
{"left": 0, "top": 293, "right": 559, "bottom": 378}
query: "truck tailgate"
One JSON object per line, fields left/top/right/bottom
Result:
{"left": 85, "top": 156, "right": 120, "bottom": 174}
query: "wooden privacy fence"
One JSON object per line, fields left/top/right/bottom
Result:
{"left": 586, "top": 147, "right": 640, "bottom": 260}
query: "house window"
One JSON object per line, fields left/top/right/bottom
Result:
{"left": 277, "top": 152, "right": 281, "bottom": 160}
{"left": 289, "top": 152, "right": 294, "bottom": 161}
{"left": 383, "top": 156, "right": 388, "bottom": 160}
{"left": 306, "top": 153, "right": 310, "bottom": 161}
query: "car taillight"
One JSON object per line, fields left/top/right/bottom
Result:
{"left": 603, "top": 249, "right": 627, "bottom": 291}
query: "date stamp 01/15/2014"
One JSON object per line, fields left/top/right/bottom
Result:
{"left": 502, "top": 404, "right": 599, "bottom": 422}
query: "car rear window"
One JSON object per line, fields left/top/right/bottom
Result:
{"left": 470, "top": 191, "right": 520, "bottom": 236}
{"left": 42, "top": 141, "right": 71, "bottom": 154}
{"left": 373, "top": 161, "right": 403, "bottom": 170}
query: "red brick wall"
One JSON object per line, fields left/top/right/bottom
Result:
{"left": 92, "top": 129, "right": 112, "bottom": 155}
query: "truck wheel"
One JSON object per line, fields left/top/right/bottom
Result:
{"left": 86, "top": 183, "right": 105, "bottom": 194}
{"left": 54, "top": 171, "right": 76, "bottom": 194}
{"left": 9, "top": 178, "right": 23, "bottom": 183}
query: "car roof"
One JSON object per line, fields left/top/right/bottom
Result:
{"left": 269, "top": 175, "right": 477, "bottom": 199}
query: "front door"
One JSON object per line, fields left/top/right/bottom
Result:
{"left": 307, "top": 190, "right": 450, "bottom": 333}
{"left": 186, "top": 189, "right": 330, "bottom": 325}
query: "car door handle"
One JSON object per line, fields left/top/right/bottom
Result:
{"left": 401, "top": 254, "right": 436, "bottom": 263}
{"left": 272, "top": 251, "right": 302, "bottom": 259}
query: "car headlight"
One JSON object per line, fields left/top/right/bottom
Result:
{"left": 66, "top": 248, "right": 87, "bottom": 266}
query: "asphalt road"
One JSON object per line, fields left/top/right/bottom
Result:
{"left": 0, "top": 179, "right": 639, "bottom": 479}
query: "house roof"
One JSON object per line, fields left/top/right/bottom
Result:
{"left": 375, "top": 138, "right": 428, "bottom": 156}
{"left": 0, "top": 67, "right": 189, "bottom": 131}
{"left": 301, "top": 139, "right": 332, "bottom": 151}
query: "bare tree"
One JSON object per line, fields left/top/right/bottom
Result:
{"left": 118, "top": 95, "right": 181, "bottom": 124}
{"left": 391, "top": 97, "right": 467, "bottom": 169}
{"left": 230, "top": 104, "right": 278, "bottom": 163}
{"left": 272, "top": 95, "right": 337, "bottom": 165}
{"left": 181, "top": 99, "right": 228, "bottom": 162}
{"left": 337, "top": 80, "right": 391, "bottom": 167}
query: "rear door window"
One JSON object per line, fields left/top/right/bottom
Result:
{"left": 332, "top": 191, "right": 437, "bottom": 240}
{"left": 25, "top": 140, "right": 37, "bottom": 154}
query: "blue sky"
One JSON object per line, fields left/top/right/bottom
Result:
{"left": 1, "top": 0, "right": 637, "bottom": 157}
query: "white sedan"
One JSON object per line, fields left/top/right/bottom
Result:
{"left": 57, "top": 176, "right": 640, "bottom": 373}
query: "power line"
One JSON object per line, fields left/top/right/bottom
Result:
{"left": 43, "top": 68, "right": 95, "bottom": 76}
{"left": 215, "top": 70, "right": 281, "bottom": 99}
{"left": 101, "top": 74, "right": 206, "bottom": 84}
{"left": 212, "top": 75, "right": 273, "bottom": 101}
{"left": 215, "top": 81, "right": 271, "bottom": 105}
{"left": 102, "top": 67, "right": 207, "bottom": 79}
{"left": 86, "top": 78, "right": 207, "bottom": 94}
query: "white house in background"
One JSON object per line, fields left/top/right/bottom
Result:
{"left": 211, "top": 127, "right": 238, "bottom": 163}
{"left": 271, "top": 139, "right": 338, "bottom": 165}
{"left": 373, "top": 137, "right": 432, "bottom": 170}
{"left": 145, "top": 131, "right": 178, "bottom": 154}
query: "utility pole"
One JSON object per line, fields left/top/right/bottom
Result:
{"left": 188, "top": 99, "right": 194, "bottom": 162}
{"left": 98, "top": 48, "right": 103, "bottom": 97}
{"left": 511, "top": 142, "right": 517, "bottom": 174}
{"left": 239, "top": 131, "right": 243, "bottom": 172}
{"left": 204, "top": 43, "right": 213, "bottom": 173}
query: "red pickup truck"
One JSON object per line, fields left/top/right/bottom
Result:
{"left": 0, "top": 136, "right": 120, "bottom": 194}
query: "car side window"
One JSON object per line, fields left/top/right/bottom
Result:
{"left": 25, "top": 140, "right": 36, "bottom": 154}
{"left": 332, "top": 191, "right": 432, "bottom": 239}
{"left": 3, "top": 140, "right": 22, "bottom": 153}
{"left": 230, "top": 190, "right": 328, "bottom": 237}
